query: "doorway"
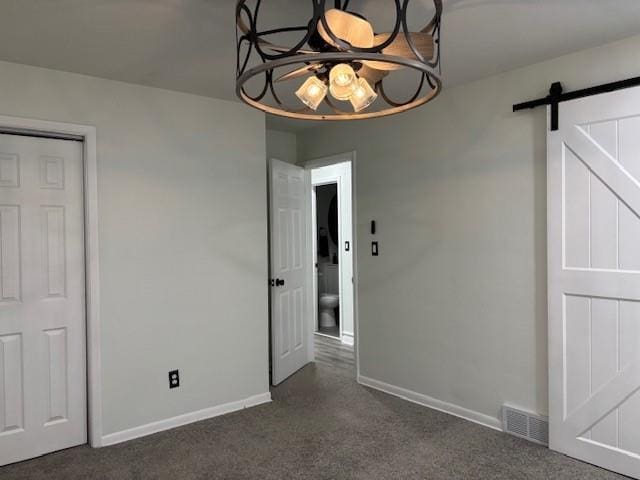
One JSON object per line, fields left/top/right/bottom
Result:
{"left": 309, "top": 161, "right": 354, "bottom": 347}
{"left": 268, "top": 152, "right": 358, "bottom": 385}
{"left": 314, "top": 183, "right": 340, "bottom": 338}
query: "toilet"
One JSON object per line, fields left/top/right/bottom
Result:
{"left": 318, "top": 263, "right": 339, "bottom": 328}
{"left": 319, "top": 293, "right": 339, "bottom": 327}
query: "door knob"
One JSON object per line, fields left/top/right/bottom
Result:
{"left": 275, "top": 278, "right": 285, "bottom": 286}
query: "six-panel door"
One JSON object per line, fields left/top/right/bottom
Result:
{"left": 269, "top": 159, "right": 309, "bottom": 385}
{"left": 0, "top": 134, "right": 86, "bottom": 466}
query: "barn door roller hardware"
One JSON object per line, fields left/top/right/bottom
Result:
{"left": 513, "top": 76, "right": 640, "bottom": 131}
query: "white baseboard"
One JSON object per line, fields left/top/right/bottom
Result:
{"left": 101, "top": 392, "right": 272, "bottom": 447}
{"left": 341, "top": 332, "right": 354, "bottom": 346}
{"left": 358, "top": 375, "right": 502, "bottom": 432}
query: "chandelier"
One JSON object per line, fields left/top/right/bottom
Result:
{"left": 235, "top": 1, "right": 443, "bottom": 121}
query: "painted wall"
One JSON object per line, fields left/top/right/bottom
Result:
{"left": 0, "top": 60, "right": 269, "bottom": 437}
{"left": 266, "top": 129, "right": 297, "bottom": 164}
{"left": 298, "top": 34, "right": 640, "bottom": 424}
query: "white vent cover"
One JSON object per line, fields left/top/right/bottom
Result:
{"left": 502, "top": 405, "right": 548, "bottom": 445}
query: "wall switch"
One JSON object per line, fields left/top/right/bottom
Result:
{"left": 169, "top": 370, "right": 180, "bottom": 389}
{"left": 372, "top": 241, "right": 379, "bottom": 256}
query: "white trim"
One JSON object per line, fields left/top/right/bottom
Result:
{"left": 358, "top": 375, "right": 503, "bottom": 432}
{"left": 0, "top": 114, "right": 103, "bottom": 447}
{"left": 304, "top": 167, "right": 315, "bottom": 363}
{"left": 341, "top": 332, "right": 354, "bottom": 346}
{"left": 303, "top": 152, "right": 359, "bottom": 377}
{"left": 314, "top": 331, "right": 340, "bottom": 341}
{"left": 101, "top": 393, "right": 272, "bottom": 447}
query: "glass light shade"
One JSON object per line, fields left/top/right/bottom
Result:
{"left": 295, "top": 76, "right": 328, "bottom": 110}
{"left": 329, "top": 64, "right": 357, "bottom": 101}
{"left": 350, "top": 77, "right": 378, "bottom": 112}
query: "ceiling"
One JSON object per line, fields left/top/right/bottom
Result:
{"left": 0, "top": 0, "right": 639, "bottom": 131}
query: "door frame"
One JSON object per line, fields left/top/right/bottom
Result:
{"left": 0, "top": 114, "right": 103, "bottom": 448}
{"left": 303, "top": 152, "right": 359, "bottom": 377}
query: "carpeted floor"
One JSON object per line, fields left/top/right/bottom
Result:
{"left": 0, "top": 361, "right": 629, "bottom": 479}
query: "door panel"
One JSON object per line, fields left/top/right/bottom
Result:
{"left": 0, "top": 205, "right": 21, "bottom": 301}
{"left": 548, "top": 86, "right": 640, "bottom": 478}
{"left": 269, "top": 159, "right": 309, "bottom": 385}
{"left": 0, "top": 333, "right": 24, "bottom": 434}
{"left": 0, "top": 133, "right": 86, "bottom": 466}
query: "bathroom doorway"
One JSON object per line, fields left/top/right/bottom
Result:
{"left": 308, "top": 158, "right": 355, "bottom": 348}
{"left": 314, "top": 183, "right": 340, "bottom": 338}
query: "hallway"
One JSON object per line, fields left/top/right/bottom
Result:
{"left": 314, "top": 333, "right": 355, "bottom": 374}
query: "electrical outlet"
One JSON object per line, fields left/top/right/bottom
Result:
{"left": 168, "top": 370, "right": 180, "bottom": 389}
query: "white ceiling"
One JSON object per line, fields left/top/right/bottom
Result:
{"left": 0, "top": 0, "right": 639, "bottom": 131}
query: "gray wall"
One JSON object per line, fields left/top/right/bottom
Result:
{"left": 298, "top": 34, "right": 640, "bottom": 422}
{"left": 266, "top": 129, "right": 297, "bottom": 164}
{"left": 0, "top": 60, "right": 269, "bottom": 436}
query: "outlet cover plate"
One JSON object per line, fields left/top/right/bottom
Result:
{"left": 169, "top": 370, "right": 180, "bottom": 389}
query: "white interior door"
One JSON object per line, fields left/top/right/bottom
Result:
{"left": 0, "top": 133, "right": 86, "bottom": 466}
{"left": 269, "top": 159, "right": 309, "bottom": 385}
{"left": 548, "top": 86, "right": 640, "bottom": 479}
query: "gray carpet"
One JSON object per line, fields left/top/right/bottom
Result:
{"left": 0, "top": 362, "right": 629, "bottom": 479}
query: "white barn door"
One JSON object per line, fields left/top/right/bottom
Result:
{"left": 269, "top": 159, "right": 310, "bottom": 385}
{"left": 0, "top": 134, "right": 86, "bottom": 466}
{"left": 548, "top": 86, "right": 640, "bottom": 478}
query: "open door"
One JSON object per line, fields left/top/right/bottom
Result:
{"left": 548, "top": 86, "right": 640, "bottom": 478}
{"left": 269, "top": 159, "right": 310, "bottom": 385}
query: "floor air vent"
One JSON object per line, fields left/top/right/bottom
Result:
{"left": 502, "top": 405, "right": 548, "bottom": 446}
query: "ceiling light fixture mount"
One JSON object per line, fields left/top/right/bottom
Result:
{"left": 235, "top": 0, "right": 442, "bottom": 121}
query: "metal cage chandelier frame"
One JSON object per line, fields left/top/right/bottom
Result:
{"left": 235, "top": 0, "right": 443, "bottom": 121}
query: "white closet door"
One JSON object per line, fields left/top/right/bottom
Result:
{"left": 548, "top": 86, "right": 640, "bottom": 479}
{"left": 0, "top": 134, "right": 86, "bottom": 466}
{"left": 269, "top": 159, "right": 310, "bottom": 385}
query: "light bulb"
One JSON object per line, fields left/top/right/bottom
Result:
{"left": 349, "top": 77, "right": 377, "bottom": 112}
{"left": 308, "top": 84, "right": 321, "bottom": 96}
{"left": 329, "top": 64, "right": 357, "bottom": 101}
{"left": 334, "top": 72, "right": 353, "bottom": 87}
{"left": 295, "top": 76, "right": 328, "bottom": 111}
